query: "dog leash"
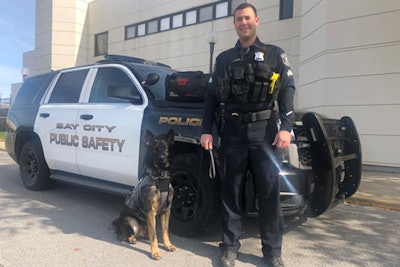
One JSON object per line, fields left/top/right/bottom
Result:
{"left": 208, "top": 149, "right": 216, "bottom": 179}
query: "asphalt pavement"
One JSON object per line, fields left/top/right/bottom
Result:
{"left": 0, "top": 140, "right": 399, "bottom": 211}
{"left": 0, "top": 141, "right": 399, "bottom": 267}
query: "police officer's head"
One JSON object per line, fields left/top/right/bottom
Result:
{"left": 233, "top": 3, "right": 259, "bottom": 47}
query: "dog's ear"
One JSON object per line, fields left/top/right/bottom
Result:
{"left": 166, "top": 129, "right": 175, "bottom": 146}
{"left": 145, "top": 130, "right": 155, "bottom": 146}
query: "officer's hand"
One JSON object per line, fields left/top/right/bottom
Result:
{"left": 272, "top": 130, "right": 291, "bottom": 149}
{"left": 200, "top": 134, "right": 213, "bottom": 150}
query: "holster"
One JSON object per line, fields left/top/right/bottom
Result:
{"left": 214, "top": 103, "right": 226, "bottom": 135}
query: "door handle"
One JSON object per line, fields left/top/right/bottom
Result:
{"left": 39, "top": 113, "right": 50, "bottom": 118}
{"left": 80, "top": 114, "right": 94, "bottom": 120}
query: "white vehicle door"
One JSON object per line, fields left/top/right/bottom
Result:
{"left": 75, "top": 65, "right": 147, "bottom": 186}
{"left": 34, "top": 68, "right": 91, "bottom": 174}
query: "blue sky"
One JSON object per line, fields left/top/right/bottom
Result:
{"left": 0, "top": 0, "right": 35, "bottom": 98}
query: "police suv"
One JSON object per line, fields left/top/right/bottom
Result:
{"left": 5, "top": 55, "right": 362, "bottom": 237}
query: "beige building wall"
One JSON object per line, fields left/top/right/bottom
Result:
{"left": 24, "top": 0, "right": 90, "bottom": 75}
{"left": 87, "top": 0, "right": 226, "bottom": 70}
{"left": 298, "top": 0, "right": 400, "bottom": 167}
{"left": 84, "top": 0, "right": 301, "bottom": 109}
{"left": 22, "top": 0, "right": 400, "bottom": 168}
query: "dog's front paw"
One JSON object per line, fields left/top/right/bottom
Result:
{"left": 151, "top": 250, "right": 162, "bottom": 260}
{"left": 165, "top": 243, "right": 176, "bottom": 252}
{"left": 127, "top": 235, "right": 137, "bottom": 244}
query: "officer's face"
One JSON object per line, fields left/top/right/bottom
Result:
{"left": 234, "top": 7, "right": 259, "bottom": 44}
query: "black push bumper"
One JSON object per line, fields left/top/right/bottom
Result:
{"left": 302, "top": 112, "right": 362, "bottom": 217}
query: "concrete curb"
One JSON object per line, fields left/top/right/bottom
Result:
{"left": 345, "top": 194, "right": 400, "bottom": 211}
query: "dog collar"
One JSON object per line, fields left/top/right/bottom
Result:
{"left": 147, "top": 169, "right": 170, "bottom": 180}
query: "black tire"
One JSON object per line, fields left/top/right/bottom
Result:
{"left": 170, "top": 153, "right": 220, "bottom": 237}
{"left": 19, "top": 140, "right": 52, "bottom": 190}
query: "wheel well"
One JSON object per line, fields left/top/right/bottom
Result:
{"left": 170, "top": 152, "right": 221, "bottom": 236}
{"left": 173, "top": 140, "right": 218, "bottom": 180}
{"left": 15, "top": 130, "right": 41, "bottom": 164}
{"left": 173, "top": 140, "right": 201, "bottom": 156}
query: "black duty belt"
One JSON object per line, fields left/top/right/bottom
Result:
{"left": 226, "top": 110, "right": 272, "bottom": 126}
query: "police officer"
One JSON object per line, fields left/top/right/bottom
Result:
{"left": 200, "top": 3, "right": 295, "bottom": 267}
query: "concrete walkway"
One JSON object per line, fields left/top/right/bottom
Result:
{"left": 345, "top": 171, "right": 400, "bottom": 211}
{"left": 0, "top": 140, "right": 4, "bottom": 151}
{"left": 1, "top": 140, "right": 399, "bottom": 211}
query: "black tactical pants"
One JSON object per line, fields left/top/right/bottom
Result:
{"left": 219, "top": 119, "right": 284, "bottom": 258}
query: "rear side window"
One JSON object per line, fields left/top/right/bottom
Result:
{"left": 13, "top": 73, "right": 56, "bottom": 105}
{"left": 48, "top": 70, "right": 89, "bottom": 103}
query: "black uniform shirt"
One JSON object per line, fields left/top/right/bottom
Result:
{"left": 201, "top": 37, "right": 296, "bottom": 134}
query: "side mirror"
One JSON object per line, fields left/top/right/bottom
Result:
{"left": 144, "top": 73, "right": 159, "bottom": 86}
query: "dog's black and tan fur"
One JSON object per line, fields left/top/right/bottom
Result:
{"left": 112, "top": 130, "right": 175, "bottom": 260}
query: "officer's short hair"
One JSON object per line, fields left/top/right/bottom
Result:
{"left": 234, "top": 3, "right": 258, "bottom": 20}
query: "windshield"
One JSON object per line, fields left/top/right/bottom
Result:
{"left": 130, "top": 64, "right": 175, "bottom": 101}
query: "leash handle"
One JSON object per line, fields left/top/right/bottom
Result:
{"left": 208, "top": 149, "right": 216, "bottom": 179}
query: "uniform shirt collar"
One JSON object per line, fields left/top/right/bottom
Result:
{"left": 234, "top": 37, "right": 263, "bottom": 51}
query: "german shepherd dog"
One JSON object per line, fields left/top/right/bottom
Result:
{"left": 111, "top": 130, "right": 176, "bottom": 260}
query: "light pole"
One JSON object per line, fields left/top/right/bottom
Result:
{"left": 21, "top": 67, "right": 30, "bottom": 81}
{"left": 206, "top": 29, "right": 218, "bottom": 74}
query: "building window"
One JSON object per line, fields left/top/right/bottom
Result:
{"left": 230, "top": 0, "right": 245, "bottom": 15}
{"left": 95, "top": 32, "right": 108, "bottom": 56}
{"left": 199, "top": 5, "right": 213, "bottom": 22}
{"left": 126, "top": 26, "right": 136, "bottom": 39}
{"left": 280, "top": 0, "right": 294, "bottom": 20}
{"left": 160, "top": 17, "right": 170, "bottom": 31}
{"left": 172, "top": 14, "right": 183, "bottom": 28}
{"left": 138, "top": 23, "right": 146, "bottom": 36}
{"left": 185, "top": 10, "right": 197, "bottom": 25}
{"left": 147, "top": 20, "right": 158, "bottom": 34}
{"left": 124, "top": 0, "right": 243, "bottom": 40}
{"left": 216, "top": 1, "right": 228, "bottom": 18}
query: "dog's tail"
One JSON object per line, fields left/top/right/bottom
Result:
{"left": 108, "top": 218, "right": 120, "bottom": 232}
{"left": 109, "top": 217, "right": 140, "bottom": 235}
{"left": 125, "top": 216, "right": 140, "bottom": 234}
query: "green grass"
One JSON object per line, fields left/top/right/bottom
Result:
{"left": 0, "top": 131, "right": 4, "bottom": 141}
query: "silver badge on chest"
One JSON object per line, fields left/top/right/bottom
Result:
{"left": 254, "top": 52, "right": 264, "bottom": 61}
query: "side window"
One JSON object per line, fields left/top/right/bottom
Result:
{"left": 13, "top": 73, "right": 56, "bottom": 105}
{"left": 89, "top": 67, "right": 141, "bottom": 104}
{"left": 48, "top": 70, "right": 89, "bottom": 103}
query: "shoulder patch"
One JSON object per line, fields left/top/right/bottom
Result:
{"left": 280, "top": 52, "right": 291, "bottom": 67}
